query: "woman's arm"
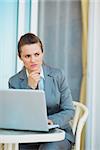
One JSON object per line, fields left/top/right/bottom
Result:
{"left": 48, "top": 69, "right": 75, "bottom": 128}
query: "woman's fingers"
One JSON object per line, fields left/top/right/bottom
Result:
{"left": 28, "top": 71, "right": 40, "bottom": 89}
{"left": 48, "top": 119, "right": 53, "bottom": 125}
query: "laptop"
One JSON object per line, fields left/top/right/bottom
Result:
{"left": 0, "top": 89, "right": 59, "bottom": 132}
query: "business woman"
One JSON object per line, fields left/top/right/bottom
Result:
{"left": 8, "top": 33, "right": 75, "bottom": 150}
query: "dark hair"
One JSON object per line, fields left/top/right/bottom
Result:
{"left": 18, "top": 33, "right": 43, "bottom": 58}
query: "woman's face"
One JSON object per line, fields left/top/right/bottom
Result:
{"left": 20, "top": 43, "right": 43, "bottom": 73}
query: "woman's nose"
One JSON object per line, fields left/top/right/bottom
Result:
{"left": 30, "top": 56, "right": 35, "bottom": 62}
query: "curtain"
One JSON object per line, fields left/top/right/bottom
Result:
{"left": 0, "top": 145, "right": 3, "bottom": 150}
{"left": 80, "top": 0, "right": 89, "bottom": 150}
{"left": 86, "top": 2, "right": 100, "bottom": 149}
{"left": 38, "top": 0, "right": 82, "bottom": 101}
{"left": 80, "top": 0, "right": 89, "bottom": 104}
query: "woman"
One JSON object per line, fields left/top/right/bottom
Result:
{"left": 8, "top": 33, "right": 75, "bottom": 150}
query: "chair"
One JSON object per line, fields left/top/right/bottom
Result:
{"left": 71, "top": 101, "right": 88, "bottom": 150}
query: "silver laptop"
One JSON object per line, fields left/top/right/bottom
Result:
{"left": 0, "top": 89, "right": 59, "bottom": 132}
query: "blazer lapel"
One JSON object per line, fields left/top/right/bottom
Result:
{"left": 43, "top": 65, "right": 54, "bottom": 104}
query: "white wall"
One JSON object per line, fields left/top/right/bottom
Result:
{"left": 86, "top": 1, "right": 100, "bottom": 149}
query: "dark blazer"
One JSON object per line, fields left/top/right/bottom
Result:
{"left": 8, "top": 64, "right": 75, "bottom": 143}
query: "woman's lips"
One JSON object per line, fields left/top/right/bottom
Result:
{"left": 30, "top": 64, "right": 37, "bottom": 68}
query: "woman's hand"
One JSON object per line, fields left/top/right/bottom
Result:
{"left": 48, "top": 119, "right": 53, "bottom": 125}
{"left": 28, "top": 69, "right": 40, "bottom": 89}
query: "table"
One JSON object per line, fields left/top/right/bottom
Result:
{"left": 0, "top": 128, "right": 65, "bottom": 150}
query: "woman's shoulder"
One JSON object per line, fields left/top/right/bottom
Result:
{"left": 43, "top": 64, "right": 65, "bottom": 78}
{"left": 44, "top": 64, "right": 68, "bottom": 88}
{"left": 9, "top": 68, "right": 25, "bottom": 83}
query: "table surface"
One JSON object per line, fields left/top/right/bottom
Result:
{"left": 0, "top": 128, "right": 65, "bottom": 143}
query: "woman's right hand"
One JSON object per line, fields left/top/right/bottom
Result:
{"left": 28, "top": 70, "right": 40, "bottom": 89}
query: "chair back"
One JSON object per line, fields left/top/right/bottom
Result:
{"left": 71, "top": 101, "right": 88, "bottom": 150}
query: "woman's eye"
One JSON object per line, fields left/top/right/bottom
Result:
{"left": 35, "top": 53, "right": 39, "bottom": 56}
{"left": 25, "top": 55, "right": 30, "bottom": 58}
